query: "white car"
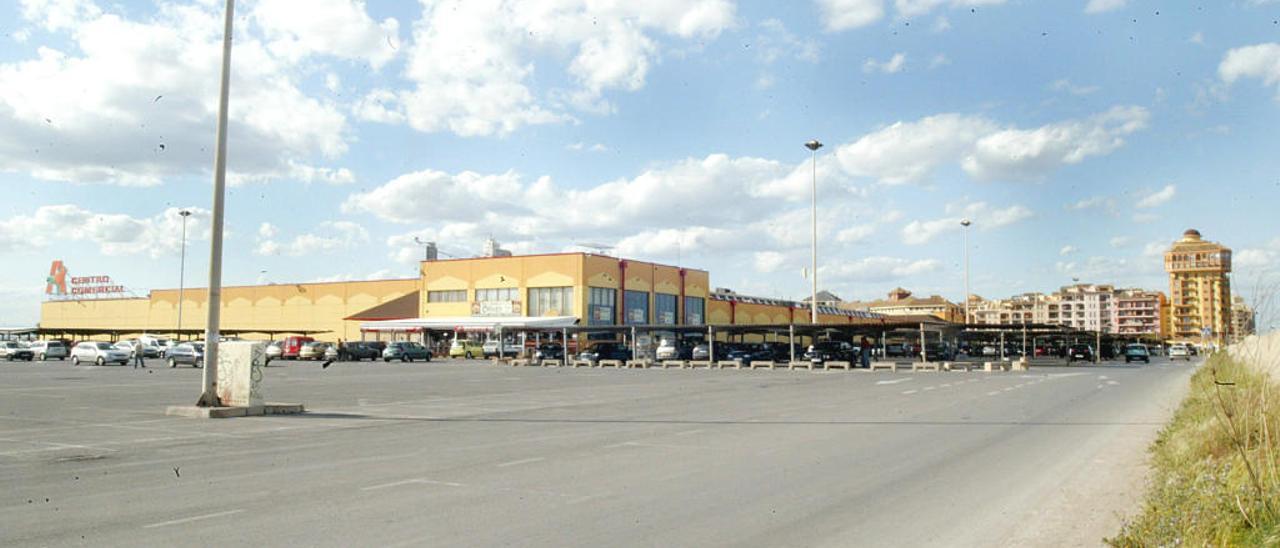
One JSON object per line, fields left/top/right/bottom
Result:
{"left": 1169, "top": 344, "right": 1191, "bottom": 361}
{"left": 27, "top": 340, "right": 68, "bottom": 361}
{"left": 71, "top": 341, "right": 131, "bottom": 366}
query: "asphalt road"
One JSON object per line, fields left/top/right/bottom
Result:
{"left": 1, "top": 356, "right": 1196, "bottom": 547}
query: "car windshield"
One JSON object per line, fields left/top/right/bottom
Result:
{"left": 94, "top": 342, "right": 112, "bottom": 350}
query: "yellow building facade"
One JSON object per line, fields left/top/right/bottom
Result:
{"left": 1164, "top": 229, "right": 1233, "bottom": 345}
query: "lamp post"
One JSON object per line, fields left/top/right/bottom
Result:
{"left": 412, "top": 236, "right": 432, "bottom": 261}
{"left": 176, "top": 210, "right": 191, "bottom": 341}
{"left": 961, "top": 218, "right": 972, "bottom": 324}
{"left": 197, "top": 0, "right": 234, "bottom": 408}
{"left": 804, "top": 139, "right": 823, "bottom": 324}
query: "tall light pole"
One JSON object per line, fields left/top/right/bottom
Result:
{"left": 961, "top": 218, "right": 972, "bottom": 324}
{"left": 176, "top": 210, "right": 192, "bottom": 341}
{"left": 805, "top": 139, "right": 823, "bottom": 324}
{"left": 197, "top": 0, "right": 234, "bottom": 408}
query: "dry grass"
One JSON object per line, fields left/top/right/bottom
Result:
{"left": 1109, "top": 353, "right": 1280, "bottom": 546}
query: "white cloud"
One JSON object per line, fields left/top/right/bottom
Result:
{"left": 754, "top": 251, "right": 788, "bottom": 273}
{"left": 255, "top": 221, "right": 370, "bottom": 257}
{"left": 756, "top": 19, "right": 820, "bottom": 65}
{"left": 1060, "top": 245, "right": 1078, "bottom": 256}
{"left": 566, "top": 142, "right": 608, "bottom": 152}
{"left": 815, "top": 0, "right": 885, "bottom": 31}
{"left": 932, "top": 16, "right": 951, "bottom": 32}
{"left": 834, "top": 106, "right": 1147, "bottom": 184}
{"left": 863, "top": 53, "right": 906, "bottom": 74}
{"left": 1066, "top": 196, "right": 1115, "bottom": 212}
{"left": 1189, "top": 31, "right": 1204, "bottom": 45}
{"left": 929, "top": 54, "right": 950, "bottom": 69}
{"left": 382, "top": 0, "right": 735, "bottom": 136}
{"left": 1084, "top": 0, "right": 1127, "bottom": 14}
{"left": 1109, "top": 236, "right": 1132, "bottom": 248}
{"left": 961, "top": 105, "right": 1149, "bottom": 181}
{"left": 0, "top": 1, "right": 353, "bottom": 186}
{"left": 0, "top": 205, "right": 209, "bottom": 258}
{"left": 901, "top": 201, "right": 1032, "bottom": 245}
{"left": 836, "top": 224, "right": 877, "bottom": 243}
{"left": 1049, "top": 78, "right": 1100, "bottom": 95}
{"left": 249, "top": 0, "right": 400, "bottom": 69}
{"left": 822, "top": 256, "right": 943, "bottom": 283}
{"left": 1136, "top": 184, "right": 1177, "bottom": 208}
{"left": 894, "top": 0, "right": 1009, "bottom": 18}
{"left": 1219, "top": 43, "right": 1280, "bottom": 98}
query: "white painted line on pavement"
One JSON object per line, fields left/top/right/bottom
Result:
{"left": 901, "top": 389, "right": 918, "bottom": 395}
{"left": 496, "top": 457, "right": 545, "bottom": 468}
{"left": 875, "top": 378, "right": 913, "bottom": 385}
{"left": 362, "top": 478, "right": 428, "bottom": 491}
{"left": 922, "top": 386, "right": 936, "bottom": 391}
{"left": 674, "top": 429, "right": 705, "bottom": 436}
{"left": 143, "top": 509, "right": 244, "bottom": 529}
{"left": 986, "top": 391, "right": 1001, "bottom": 396}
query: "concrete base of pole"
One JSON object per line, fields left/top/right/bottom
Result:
{"left": 166, "top": 402, "right": 304, "bottom": 419}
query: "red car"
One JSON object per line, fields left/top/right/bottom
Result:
{"left": 279, "top": 336, "right": 315, "bottom": 359}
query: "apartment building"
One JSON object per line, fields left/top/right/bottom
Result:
{"left": 1164, "top": 229, "right": 1233, "bottom": 344}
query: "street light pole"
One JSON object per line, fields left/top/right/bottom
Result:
{"left": 961, "top": 219, "right": 972, "bottom": 324}
{"left": 197, "top": 0, "right": 234, "bottom": 408}
{"left": 805, "top": 139, "right": 823, "bottom": 324}
{"left": 176, "top": 210, "right": 191, "bottom": 341}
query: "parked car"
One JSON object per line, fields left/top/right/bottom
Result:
{"left": 451, "top": 339, "right": 486, "bottom": 359}
{"left": 112, "top": 339, "right": 161, "bottom": 359}
{"left": 923, "top": 343, "right": 954, "bottom": 361}
{"left": 0, "top": 341, "right": 35, "bottom": 361}
{"left": 383, "top": 341, "right": 431, "bottom": 362}
{"left": 298, "top": 342, "right": 329, "bottom": 361}
{"left": 1068, "top": 344, "right": 1094, "bottom": 363}
{"left": 727, "top": 343, "right": 774, "bottom": 364}
{"left": 72, "top": 341, "right": 130, "bottom": 366}
{"left": 1124, "top": 344, "right": 1150, "bottom": 363}
{"left": 655, "top": 339, "right": 694, "bottom": 361}
{"left": 766, "top": 342, "right": 803, "bottom": 362}
{"left": 323, "top": 343, "right": 339, "bottom": 361}
{"left": 265, "top": 341, "right": 283, "bottom": 362}
{"left": 165, "top": 342, "right": 204, "bottom": 368}
{"left": 981, "top": 345, "right": 998, "bottom": 357}
{"left": 27, "top": 340, "right": 68, "bottom": 361}
{"left": 691, "top": 343, "right": 714, "bottom": 361}
{"left": 884, "top": 343, "right": 908, "bottom": 358}
{"left": 481, "top": 339, "right": 523, "bottom": 357}
{"left": 339, "top": 341, "right": 384, "bottom": 361}
{"left": 577, "top": 342, "right": 632, "bottom": 364}
{"left": 279, "top": 336, "right": 316, "bottom": 359}
{"left": 805, "top": 341, "right": 857, "bottom": 365}
{"left": 1169, "top": 343, "right": 1191, "bottom": 361}
{"left": 533, "top": 343, "right": 564, "bottom": 361}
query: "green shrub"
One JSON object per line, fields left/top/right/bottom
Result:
{"left": 1110, "top": 353, "right": 1280, "bottom": 546}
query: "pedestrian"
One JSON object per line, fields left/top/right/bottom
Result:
{"left": 133, "top": 339, "right": 145, "bottom": 368}
{"left": 860, "top": 337, "right": 872, "bottom": 368}
{"left": 336, "top": 339, "right": 346, "bottom": 361}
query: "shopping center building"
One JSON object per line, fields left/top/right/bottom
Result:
{"left": 38, "top": 252, "right": 880, "bottom": 342}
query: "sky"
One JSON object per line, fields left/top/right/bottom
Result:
{"left": 2, "top": 0, "right": 1280, "bottom": 329}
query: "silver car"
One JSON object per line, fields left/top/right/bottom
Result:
{"left": 27, "top": 340, "right": 68, "bottom": 361}
{"left": 71, "top": 341, "right": 131, "bottom": 366}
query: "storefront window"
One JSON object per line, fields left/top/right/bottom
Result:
{"left": 655, "top": 293, "right": 677, "bottom": 325}
{"left": 624, "top": 290, "right": 649, "bottom": 324}
{"left": 684, "top": 296, "right": 704, "bottom": 325}
{"left": 427, "top": 290, "right": 466, "bottom": 303}
{"left": 527, "top": 287, "right": 573, "bottom": 316}
{"left": 475, "top": 288, "right": 518, "bottom": 302}
{"left": 588, "top": 287, "right": 616, "bottom": 325}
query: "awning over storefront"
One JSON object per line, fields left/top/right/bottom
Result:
{"left": 360, "top": 316, "right": 580, "bottom": 333}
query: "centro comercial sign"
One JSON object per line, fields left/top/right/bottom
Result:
{"left": 45, "top": 260, "right": 126, "bottom": 298}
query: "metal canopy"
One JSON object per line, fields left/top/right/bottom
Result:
{"left": 360, "top": 316, "right": 580, "bottom": 332}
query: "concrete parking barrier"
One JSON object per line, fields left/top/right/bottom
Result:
{"left": 1010, "top": 357, "right": 1030, "bottom": 371}
{"left": 511, "top": 358, "right": 532, "bottom": 367}
{"left": 749, "top": 360, "right": 773, "bottom": 370}
{"left": 718, "top": 360, "right": 740, "bottom": 370}
{"left": 688, "top": 360, "right": 712, "bottom": 369}
{"left": 788, "top": 361, "right": 813, "bottom": 371}
{"left": 540, "top": 359, "right": 561, "bottom": 367}
{"left": 662, "top": 360, "right": 686, "bottom": 369}
{"left": 825, "top": 360, "right": 851, "bottom": 371}
{"left": 599, "top": 359, "right": 623, "bottom": 368}
{"left": 912, "top": 361, "right": 942, "bottom": 372}
{"left": 943, "top": 361, "right": 973, "bottom": 372}
{"left": 570, "top": 359, "right": 591, "bottom": 368}
{"left": 626, "top": 359, "right": 650, "bottom": 369}
{"left": 869, "top": 361, "right": 897, "bottom": 372}
{"left": 983, "top": 361, "right": 1010, "bottom": 372}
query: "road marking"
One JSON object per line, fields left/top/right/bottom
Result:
{"left": 362, "top": 478, "right": 465, "bottom": 491}
{"left": 143, "top": 509, "right": 244, "bottom": 529}
{"left": 922, "top": 386, "right": 936, "bottom": 391}
{"left": 939, "top": 383, "right": 952, "bottom": 388}
{"left": 986, "top": 391, "right": 1001, "bottom": 396}
{"left": 496, "top": 457, "right": 545, "bottom": 468}
{"left": 875, "top": 378, "right": 913, "bottom": 385}
{"left": 673, "top": 429, "right": 705, "bottom": 436}
{"left": 901, "top": 389, "right": 918, "bottom": 395}
{"left": 1003, "top": 387, "right": 1015, "bottom": 392}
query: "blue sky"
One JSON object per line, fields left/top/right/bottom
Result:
{"left": 2, "top": 0, "right": 1280, "bottom": 328}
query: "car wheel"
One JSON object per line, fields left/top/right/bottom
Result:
{"left": 96, "top": 357, "right": 105, "bottom": 366}
{"left": 38, "top": 353, "right": 46, "bottom": 361}
{"left": 402, "top": 356, "right": 409, "bottom": 363}
{"left": 384, "top": 358, "right": 390, "bottom": 362}
{"left": 71, "top": 355, "right": 80, "bottom": 365}
{"left": 466, "top": 352, "right": 474, "bottom": 359}
{"left": 169, "top": 358, "right": 177, "bottom": 368}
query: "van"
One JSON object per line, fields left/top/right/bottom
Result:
{"left": 28, "top": 340, "right": 68, "bottom": 361}
{"left": 279, "top": 336, "right": 316, "bottom": 359}
{"left": 449, "top": 339, "right": 485, "bottom": 359}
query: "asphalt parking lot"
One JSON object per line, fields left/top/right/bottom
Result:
{"left": 1, "top": 356, "right": 1194, "bottom": 547}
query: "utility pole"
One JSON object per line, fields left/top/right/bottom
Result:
{"left": 197, "top": 0, "right": 234, "bottom": 407}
